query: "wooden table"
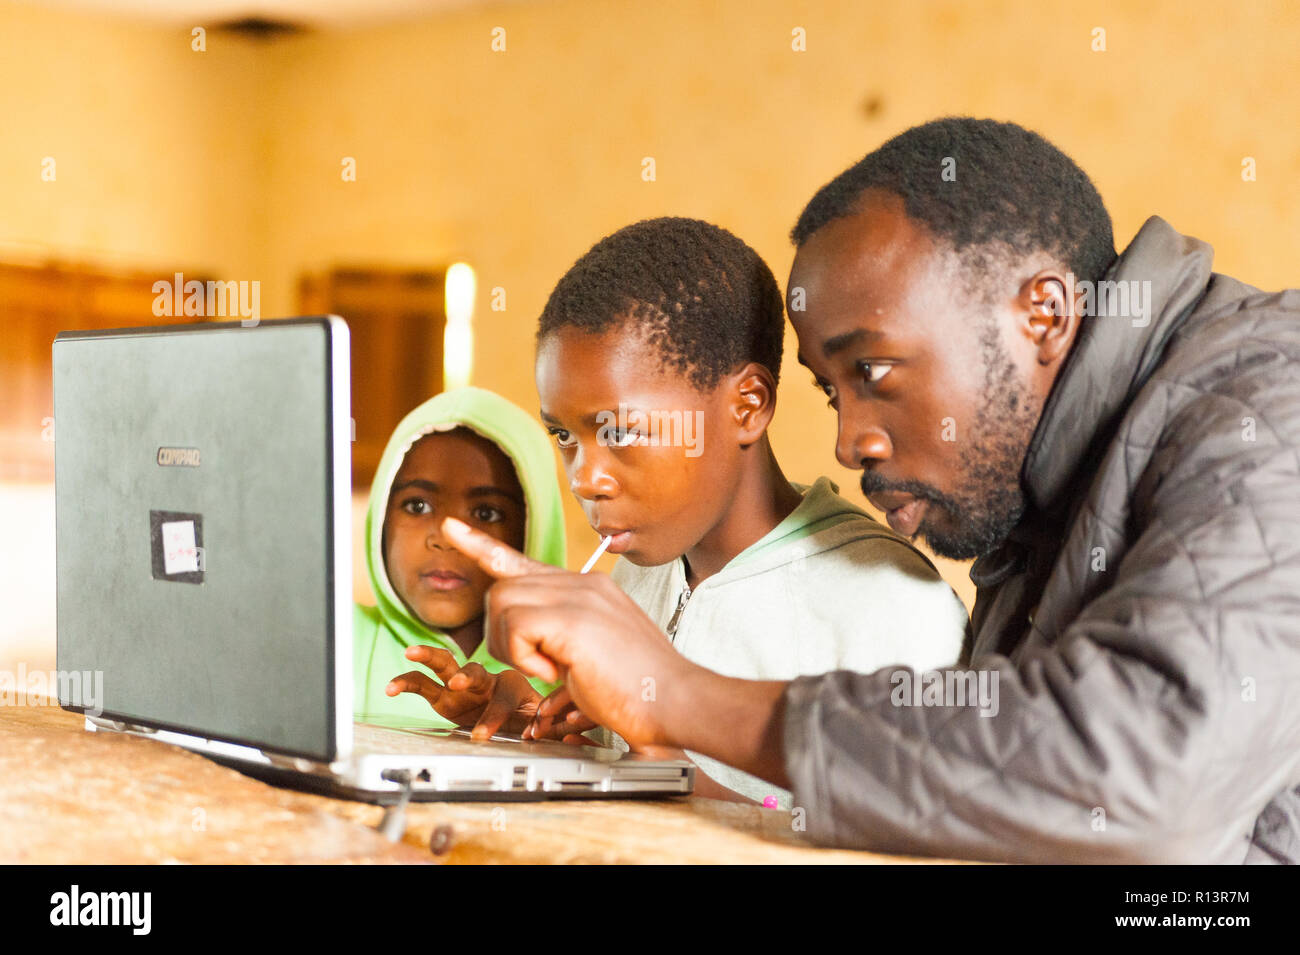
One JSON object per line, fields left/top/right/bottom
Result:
{"left": 0, "top": 702, "right": 963, "bottom": 864}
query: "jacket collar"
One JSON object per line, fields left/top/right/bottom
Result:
{"left": 1022, "top": 215, "right": 1214, "bottom": 515}
{"left": 969, "top": 216, "right": 1214, "bottom": 588}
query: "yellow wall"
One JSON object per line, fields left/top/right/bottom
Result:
{"left": 5, "top": 0, "right": 1300, "bottom": 664}
{"left": 0, "top": 2, "right": 266, "bottom": 276}
{"left": 252, "top": 0, "right": 1300, "bottom": 606}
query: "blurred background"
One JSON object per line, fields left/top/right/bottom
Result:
{"left": 3, "top": 0, "right": 1298, "bottom": 674}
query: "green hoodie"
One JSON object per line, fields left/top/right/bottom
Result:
{"left": 352, "top": 386, "right": 567, "bottom": 728}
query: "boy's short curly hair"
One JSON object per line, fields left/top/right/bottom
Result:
{"left": 537, "top": 217, "right": 786, "bottom": 390}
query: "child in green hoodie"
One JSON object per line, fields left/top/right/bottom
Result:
{"left": 353, "top": 386, "right": 567, "bottom": 736}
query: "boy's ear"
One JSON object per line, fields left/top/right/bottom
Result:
{"left": 729, "top": 363, "right": 777, "bottom": 446}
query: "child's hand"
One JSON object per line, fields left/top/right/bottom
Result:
{"left": 386, "top": 645, "right": 541, "bottom": 740}
{"left": 525, "top": 685, "right": 601, "bottom": 744}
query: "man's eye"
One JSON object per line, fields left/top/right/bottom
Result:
{"left": 609, "top": 429, "right": 641, "bottom": 448}
{"left": 401, "top": 498, "right": 430, "bottom": 515}
{"left": 472, "top": 505, "right": 505, "bottom": 524}
{"left": 858, "top": 361, "right": 892, "bottom": 384}
{"left": 548, "top": 427, "right": 576, "bottom": 449}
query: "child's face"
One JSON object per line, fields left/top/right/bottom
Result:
{"left": 536, "top": 325, "right": 743, "bottom": 567}
{"left": 382, "top": 429, "right": 526, "bottom": 633}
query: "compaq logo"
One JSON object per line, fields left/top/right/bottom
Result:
{"left": 157, "top": 446, "right": 201, "bottom": 467}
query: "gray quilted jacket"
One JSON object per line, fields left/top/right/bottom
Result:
{"left": 782, "top": 216, "right": 1300, "bottom": 863}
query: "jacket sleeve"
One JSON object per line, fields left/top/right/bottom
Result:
{"left": 782, "top": 382, "right": 1300, "bottom": 863}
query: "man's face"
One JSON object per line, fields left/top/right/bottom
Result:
{"left": 787, "top": 189, "right": 1047, "bottom": 561}
{"left": 536, "top": 325, "right": 739, "bottom": 567}
{"left": 382, "top": 429, "right": 526, "bottom": 631}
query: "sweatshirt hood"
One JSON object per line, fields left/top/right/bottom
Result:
{"left": 364, "top": 386, "right": 567, "bottom": 648}
{"left": 719, "top": 476, "right": 918, "bottom": 581}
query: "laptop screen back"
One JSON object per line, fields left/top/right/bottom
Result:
{"left": 53, "top": 317, "right": 351, "bottom": 761}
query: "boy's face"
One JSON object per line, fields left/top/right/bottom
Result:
{"left": 536, "top": 325, "right": 742, "bottom": 567}
{"left": 382, "top": 429, "right": 526, "bottom": 632}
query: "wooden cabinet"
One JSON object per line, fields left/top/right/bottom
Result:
{"left": 0, "top": 261, "right": 202, "bottom": 482}
{"left": 299, "top": 267, "right": 445, "bottom": 487}
{"left": 0, "top": 261, "right": 446, "bottom": 489}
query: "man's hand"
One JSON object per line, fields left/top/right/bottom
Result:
{"left": 440, "top": 517, "right": 689, "bottom": 749}
{"left": 386, "top": 645, "right": 541, "bottom": 740}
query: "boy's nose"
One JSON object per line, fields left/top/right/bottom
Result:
{"left": 570, "top": 447, "right": 618, "bottom": 500}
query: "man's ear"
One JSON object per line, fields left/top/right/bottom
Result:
{"left": 728, "top": 363, "right": 778, "bottom": 446}
{"left": 1019, "top": 269, "right": 1081, "bottom": 365}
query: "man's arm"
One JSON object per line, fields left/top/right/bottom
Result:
{"left": 658, "top": 673, "right": 792, "bottom": 791}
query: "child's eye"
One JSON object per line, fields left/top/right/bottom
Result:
{"left": 401, "top": 498, "right": 431, "bottom": 516}
{"left": 471, "top": 504, "right": 506, "bottom": 524}
{"left": 812, "top": 375, "right": 838, "bottom": 408}
{"left": 857, "top": 361, "right": 892, "bottom": 385}
{"left": 547, "top": 427, "right": 576, "bottom": 449}
{"left": 608, "top": 429, "right": 642, "bottom": 448}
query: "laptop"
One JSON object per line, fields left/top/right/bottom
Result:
{"left": 53, "top": 316, "right": 694, "bottom": 804}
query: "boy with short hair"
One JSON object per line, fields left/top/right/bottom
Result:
{"left": 528, "top": 217, "right": 969, "bottom": 804}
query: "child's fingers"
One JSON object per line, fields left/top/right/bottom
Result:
{"left": 529, "top": 710, "right": 574, "bottom": 741}
{"left": 527, "top": 686, "right": 574, "bottom": 740}
{"left": 524, "top": 712, "right": 550, "bottom": 740}
{"left": 530, "top": 686, "right": 595, "bottom": 737}
{"left": 470, "top": 693, "right": 515, "bottom": 741}
{"left": 536, "top": 685, "right": 574, "bottom": 719}
{"left": 448, "top": 662, "right": 494, "bottom": 695}
{"left": 564, "top": 709, "right": 598, "bottom": 732}
{"left": 385, "top": 671, "right": 443, "bottom": 706}
{"left": 404, "top": 645, "right": 460, "bottom": 684}
{"left": 441, "top": 517, "right": 560, "bottom": 579}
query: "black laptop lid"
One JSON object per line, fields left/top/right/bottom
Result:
{"left": 53, "top": 317, "right": 352, "bottom": 761}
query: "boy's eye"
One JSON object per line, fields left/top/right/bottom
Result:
{"left": 608, "top": 429, "right": 642, "bottom": 448}
{"left": 471, "top": 504, "right": 506, "bottom": 524}
{"left": 547, "top": 427, "right": 576, "bottom": 449}
{"left": 812, "top": 375, "right": 838, "bottom": 408}
{"left": 857, "top": 361, "right": 892, "bottom": 385}
{"left": 401, "top": 498, "right": 431, "bottom": 516}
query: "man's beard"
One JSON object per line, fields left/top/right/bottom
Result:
{"left": 861, "top": 322, "right": 1041, "bottom": 561}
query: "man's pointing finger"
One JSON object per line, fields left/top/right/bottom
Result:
{"left": 441, "top": 516, "right": 557, "bottom": 579}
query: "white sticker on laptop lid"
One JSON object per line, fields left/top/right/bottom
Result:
{"left": 161, "top": 520, "right": 199, "bottom": 574}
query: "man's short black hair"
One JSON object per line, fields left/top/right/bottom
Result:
{"left": 791, "top": 117, "right": 1117, "bottom": 292}
{"left": 537, "top": 217, "right": 785, "bottom": 389}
